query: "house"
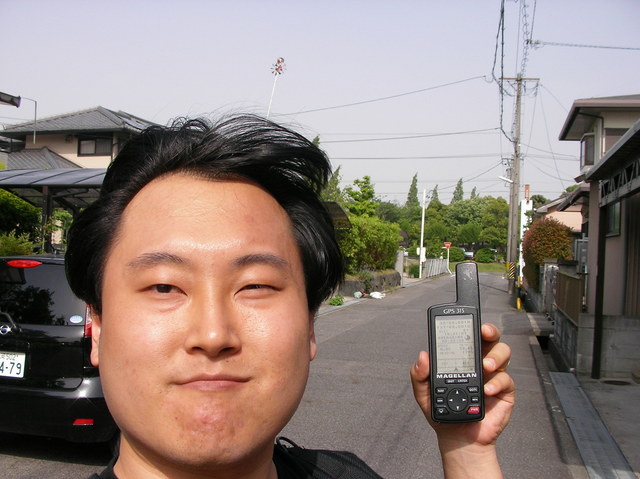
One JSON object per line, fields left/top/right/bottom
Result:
{"left": 0, "top": 106, "right": 156, "bottom": 169}
{"left": 532, "top": 195, "right": 584, "bottom": 234}
{"left": 551, "top": 94, "right": 640, "bottom": 380}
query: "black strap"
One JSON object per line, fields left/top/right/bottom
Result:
{"left": 275, "top": 437, "right": 384, "bottom": 479}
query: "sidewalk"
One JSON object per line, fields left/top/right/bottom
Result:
{"left": 527, "top": 312, "right": 640, "bottom": 479}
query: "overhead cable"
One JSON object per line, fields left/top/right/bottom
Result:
{"left": 529, "top": 39, "right": 640, "bottom": 51}
{"left": 274, "top": 76, "right": 487, "bottom": 116}
{"left": 321, "top": 127, "right": 499, "bottom": 144}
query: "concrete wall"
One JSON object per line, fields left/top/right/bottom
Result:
{"left": 572, "top": 313, "right": 640, "bottom": 378}
{"left": 337, "top": 271, "right": 401, "bottom": 298}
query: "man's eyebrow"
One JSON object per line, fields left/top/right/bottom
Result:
{"left": 232, "top": 253, "right": 289, "bottom": 270}
{"left": 126, "top": 252, "right": 188, "bottom": 270}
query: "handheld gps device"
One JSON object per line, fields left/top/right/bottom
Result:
{"left": 427, "top": 262, "right": 484, "bottom": 423}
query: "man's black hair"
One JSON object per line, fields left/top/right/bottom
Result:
{"left": 65, "top": 114, "right": 344, "bottom": 314}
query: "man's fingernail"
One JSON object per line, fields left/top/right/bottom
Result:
{"left": 483, "top": 358, "right": 496, "bottom": 370}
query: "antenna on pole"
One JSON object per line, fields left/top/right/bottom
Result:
{"left": 267, "top": 57, "right": 286, "bottom": 119}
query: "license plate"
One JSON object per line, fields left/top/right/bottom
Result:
{"left": 0, "top": 351, "right": 26, "bottom": 378}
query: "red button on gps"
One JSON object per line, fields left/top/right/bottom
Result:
{"left": 467, "top": 406, "right": 481, "bottom": 415}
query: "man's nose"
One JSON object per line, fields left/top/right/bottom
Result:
{"left": 183, "top": 294, "right": 242, "bottom": 357}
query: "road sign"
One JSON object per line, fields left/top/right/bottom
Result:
{"left": 443, "top": 242, "right": 452, "bottom": 249}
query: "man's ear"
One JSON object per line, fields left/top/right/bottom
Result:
{"left": 309, "top": 312, "right": 317, "bottom": 361}
{"left": 88, "top": 306, "right": 102, "bottom": 367}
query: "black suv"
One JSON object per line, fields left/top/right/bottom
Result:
{"left": 0, "top": 255, "right": 116, "bottom": 443}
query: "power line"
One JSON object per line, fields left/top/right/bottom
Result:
{"left": 529, "top": 39, "right": 640, "bottom": 51}
{"left": 538, "top": 83, "right": 569, "bottom": 113}
{"left": 274, "top": 76, "right": 487, "bottom": 116}
{"left": 321, "top": 127, "right": 499, "bottom": 144}
{"left": 330, "top": 152, "right": 575, "bottom": 161}
{"left": 519, "top": 142, "right": 576, "bottom": 158}
{"left": 332, "top": 153, "right": 503, "bottom": 160}
{"left": 538, "top": 87, "right": 566, "bottom": 189}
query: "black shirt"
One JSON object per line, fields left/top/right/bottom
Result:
{"left": 88, "top": 438, "right": 382, "bottom": 479}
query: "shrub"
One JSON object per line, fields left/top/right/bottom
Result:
{"left": 338, "top": 215, "right": 402, "bottom": 274}
{"left": 448, "top": 247, "right": 465, "bottom": 262}
{"left": 328, "top": 295, "right": 344, "bottom": 306}
{"left": 357, "top": 269, "right": 374, "bottom": 293}
{"left": 408, "top": 263, "right": 420, "bottom": 278}
{"left": 475, "top": 248, "right": 496, "bottom": 263}
{"left": 522, "top": 218, "right": 573, "bottom": 291}
{"left": 425, "top": 243, "right": 443, "bottom": 259}
{"left": 0, "top": 230, "right": 35, "bottom": 256}
{"left": 0, "top": 189, "right": 40, "bottom": 238}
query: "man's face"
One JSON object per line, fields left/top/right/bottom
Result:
{"left": 92, "top": 174, "right": 316, "bottom": 473}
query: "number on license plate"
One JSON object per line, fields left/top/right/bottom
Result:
{"left": 0, "top": 351, "right": 26, "bottom": 378}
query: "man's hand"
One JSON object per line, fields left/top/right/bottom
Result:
{"left": 410, "top": 323, "right": 515, "bottom": 478}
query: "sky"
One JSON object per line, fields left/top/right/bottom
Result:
{"left": 2, "top": 0, "right": 639, "bottom": 204}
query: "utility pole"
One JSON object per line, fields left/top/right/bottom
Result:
{"left": 501, "top": 75, "right": 538, "bottom": 295}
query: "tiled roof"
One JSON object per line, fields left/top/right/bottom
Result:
{"left": 5, "top": 147, "right": 80, "bottom": 170}
{"left": 1, "top": 106, "right": 156, "bottom": 137}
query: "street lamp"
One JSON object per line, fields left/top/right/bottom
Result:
{"left": 0, "top": 91, "right": 37, "bottom": 144}
{"left": 21, "top": 97, "right": 38, "bottom": 144}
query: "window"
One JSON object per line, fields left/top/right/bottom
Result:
{"left": 580, "top": 134, "right": 594, "bottom": 168}
{"left": 78, "top": 136, "right": 112, "bottom": 156}
{"left": 604, "top": 128, "right": 627, "bottom": 153}
{"left": 606, "top": 201, "right": 620, "bottom": 236}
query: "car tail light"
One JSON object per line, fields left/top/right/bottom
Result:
{"left": 84, "top": 305, "right": 92, "bottom": 338}
{"left": 7, "top": 259, "right": 42, "bottom": 268}
{"left": 73, "top": 418, "right": 94, "bottom": 426}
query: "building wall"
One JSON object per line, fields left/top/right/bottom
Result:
{"left": 544, "top": 209, "right": 583, "bottom": 233}
{"left": 25, "top": 133, "right": 113, "bottom": 168}
{"left": 585, "top": 183, "right": 600, "bottom": 313}
{"left": 603, "top": 111, "right": 640, "bottom": 129}
{"left": 603, "top": 201, "right": 626, "bottom": 316}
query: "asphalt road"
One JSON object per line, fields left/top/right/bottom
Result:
{"left": 0, "top": 272, "right": 574, "bottom": 478}
{"left": 282, "top": 272, "right": 575, "bottom": 478}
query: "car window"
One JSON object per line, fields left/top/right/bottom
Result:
{"left": 0, "top": 262, "right": 86, "bottom": 326}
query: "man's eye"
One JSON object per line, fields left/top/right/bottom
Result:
{"left": 152, "top": 284, "right": 176, "bottom": 294}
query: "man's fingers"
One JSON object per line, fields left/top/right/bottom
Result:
{"left": 410, "top": 351, "right": 431, "bottom": 412}
{"left": 482, "top": 342, "right": 512, "bottom": 373}
{"left": 481, "top": 323, "right": 501, "bottom": 343}
{"left": 484, "top": 370, "right": 516, "bottom": 398}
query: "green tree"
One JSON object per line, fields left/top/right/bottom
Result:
{"left": 345, "top": 176, "right": 377, "bottom": 217}
{"left": 406, "top": 173, "right": 419, "bottom": 209}
{"left": 0, "top": 189, "right": 40, "bottom": 238}
{"left": 479, "top": 197, "right": 509, "bottom": 250}
{"left": 376, "top": 201, "right": 401, "bottom": 223}
{"left": 451, "top": 178, "right": 464, "bottom": 204}
{"left": 470, "top": 186, "right": 478, "bottom": 199}
{"left": 431, "top": 185, "right": 440, "bottom": 204}
{"left": 479, "top": 226, "right": 506, "bottom": 249}
{"left": 321, "top": 166, "right": 348, "bottom": 206}
{"left": 338, "top": 215, "right": 401, "bottom": 274}
{"left": 425, "top": 220, "right": 448, "bottom": 244}
{"left": 457, "top": 222, "right": 482, "bottom": 247}
{"left": 445, "top": 197, "right": 487, "bottom": 231}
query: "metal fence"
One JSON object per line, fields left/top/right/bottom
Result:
{"left": 422, "top": 258, "right": 450, "bottom": 278}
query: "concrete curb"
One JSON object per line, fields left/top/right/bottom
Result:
{"left": 530, "top": 336, "right": 589, "bottom": 479}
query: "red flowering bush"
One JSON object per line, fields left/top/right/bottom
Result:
{"left": 522, "top": 218, "right": 573, "bottom": 291}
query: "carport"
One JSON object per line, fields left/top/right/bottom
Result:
{"left": 0, "top": 168, "right": 105, "bottom": 251}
